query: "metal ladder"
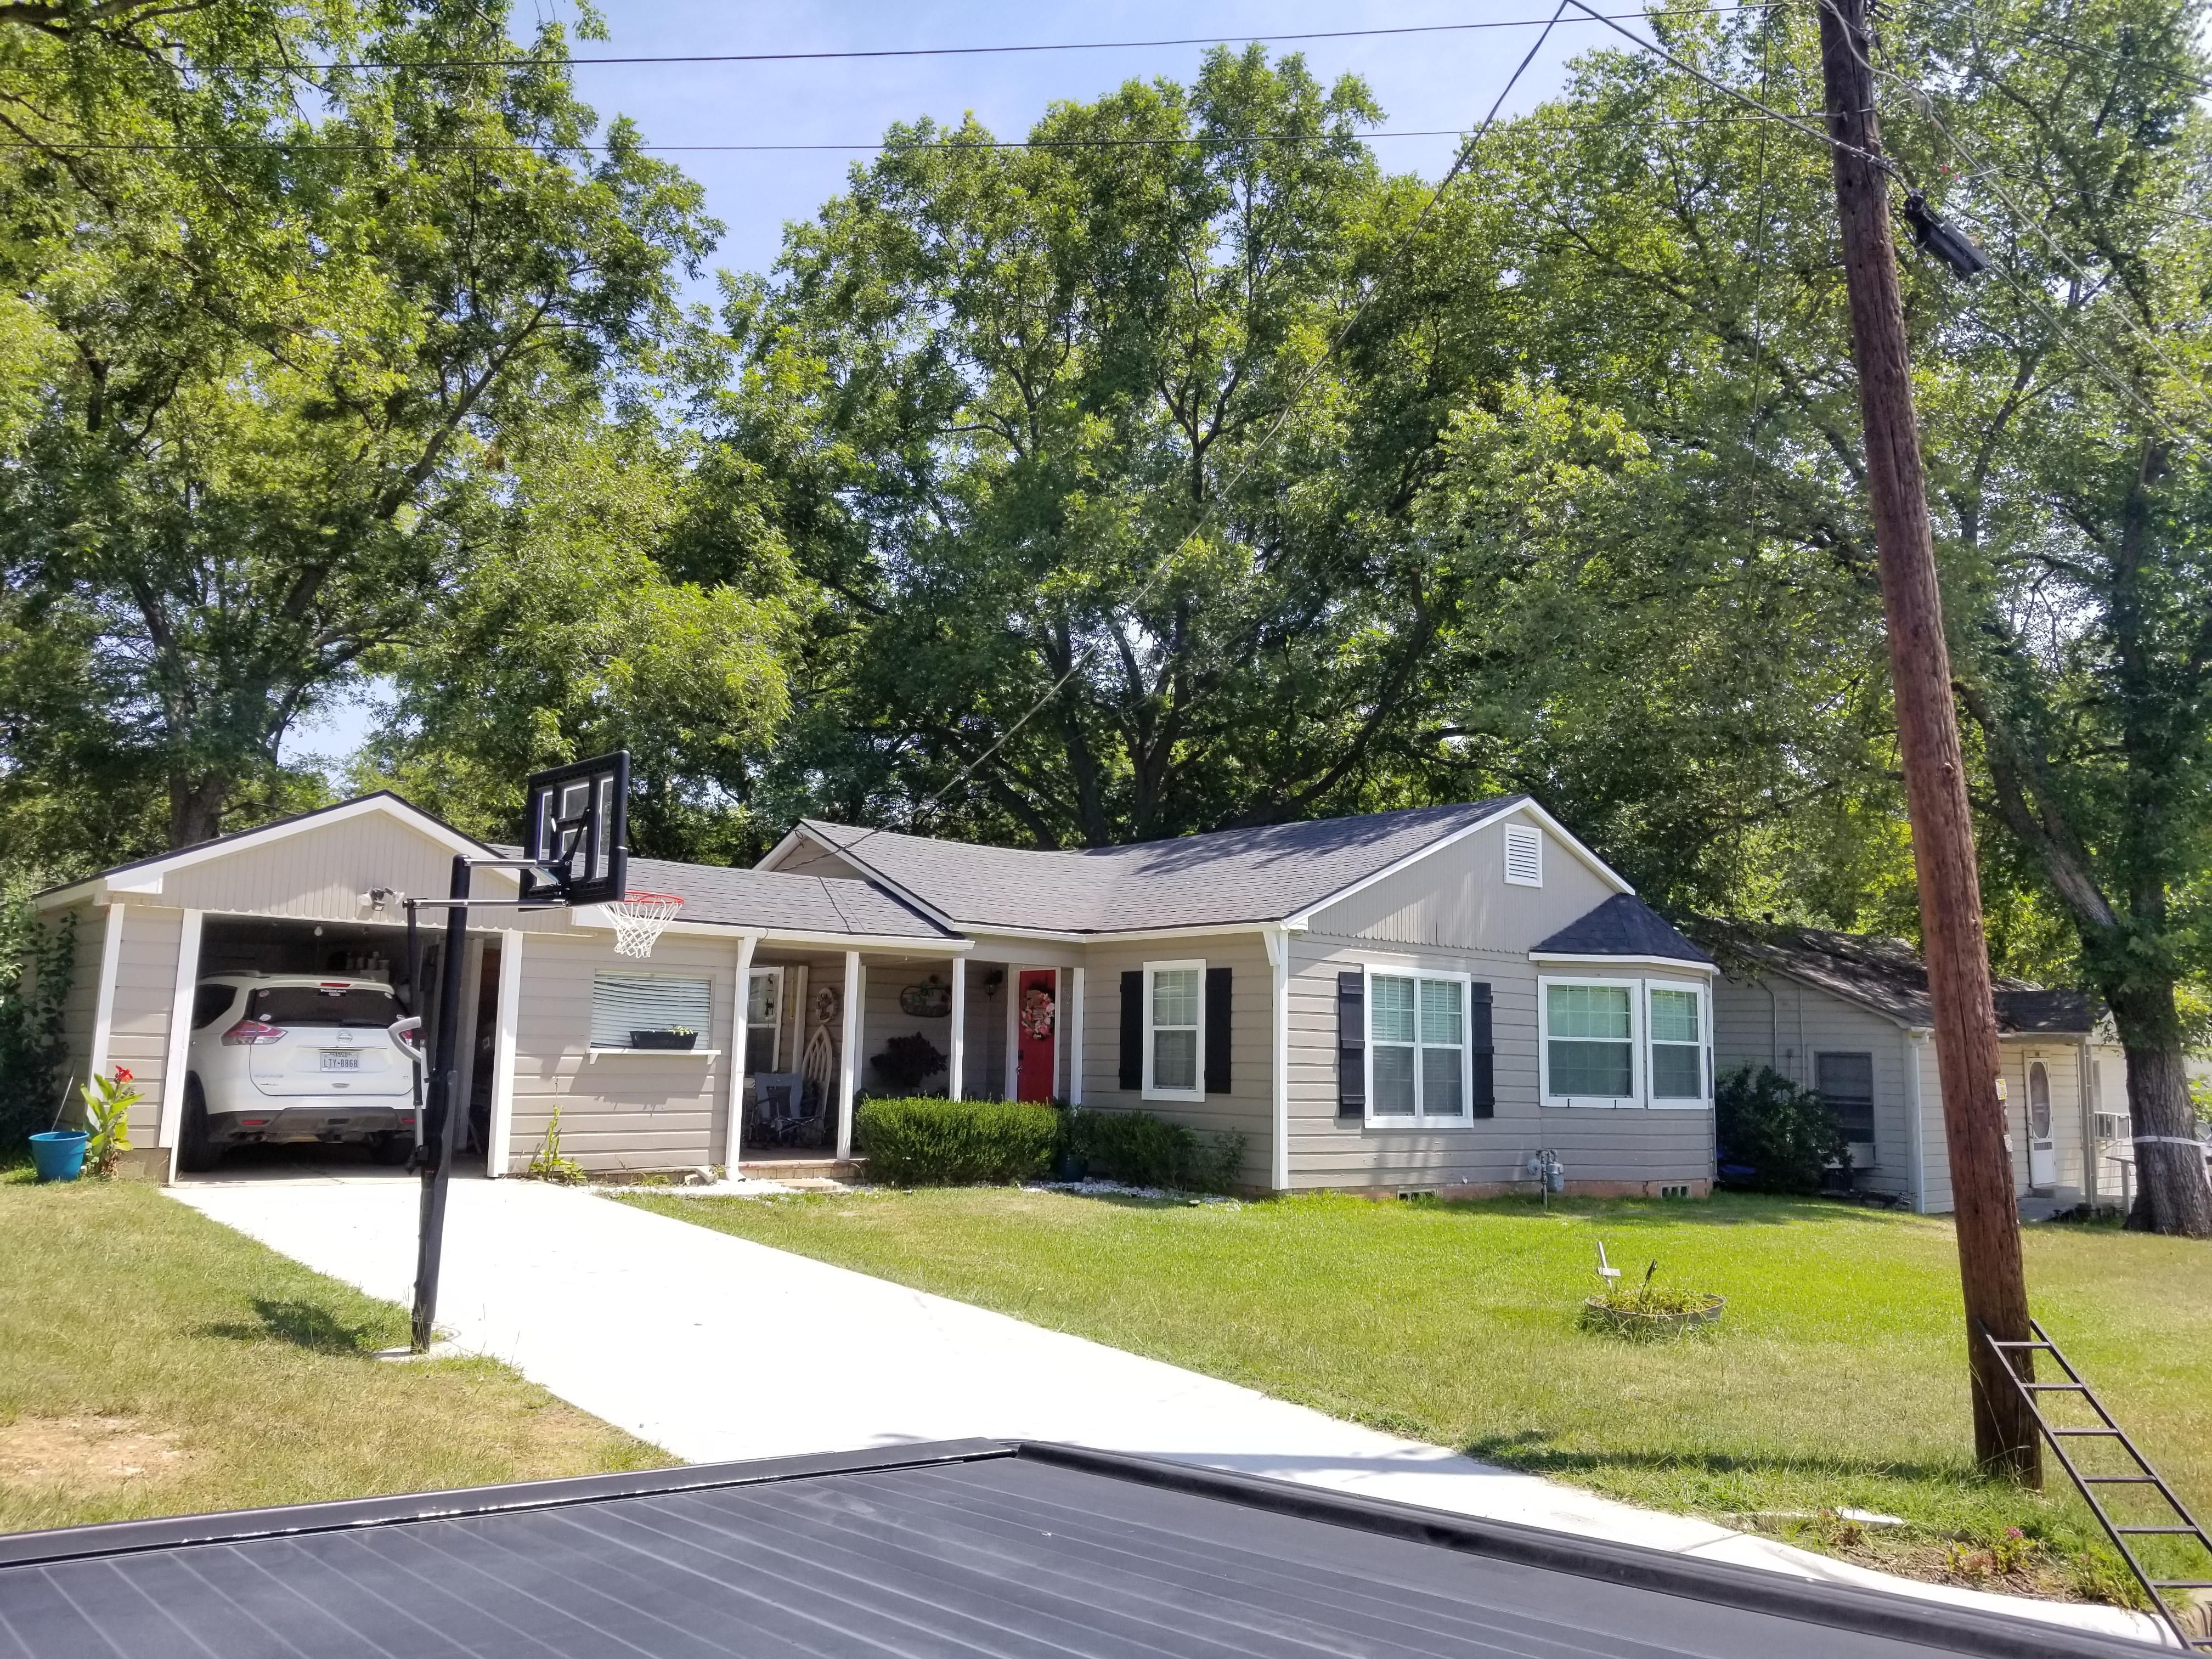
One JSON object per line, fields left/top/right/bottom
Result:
{"left": 1982, "top": 1318, "right": 2212, "bottom": 1650}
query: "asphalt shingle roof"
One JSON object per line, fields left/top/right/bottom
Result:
{"left": 492, "top": 846, "right": 952, "bottom": 941}
{"left": 1533, "top": 894, "right": 1716, "bottom": 966}
{"left": 790, "top": 798, "right": 1533, "bottom": 933}
{"left": 1692, "top": 921, "right": 2093, "bottom": 1032}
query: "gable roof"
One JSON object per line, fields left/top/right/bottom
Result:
{"left": 1533, "top": 894, "right": 1716, "bottom": 966}
{"left": 35, "top": 793, "right": 503, "bottom": 909}
{"left": 771, "top": 798, "right": 1602, "bottom": 934}
{"left": 1695, "top": 921, "right": 2094, "bottom": 1033}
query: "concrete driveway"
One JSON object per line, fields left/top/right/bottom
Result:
{"left": 170, "top": 1175, "right": 2163, "bottom": 1645}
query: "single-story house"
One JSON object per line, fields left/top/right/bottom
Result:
{"left": 36, "top": 791, "right": 1720, "bottom": 1195}
{"left": 1701, "top": 924, "right": 2129, "bottom": 1214}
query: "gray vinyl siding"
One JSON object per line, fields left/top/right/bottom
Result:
{"left": 857, "top": 956, "right": 958, "bottom": 1096}
{"left": 54, "top": 901, "right": 104, "bottom": 1128}
{"left": 1289, "top": 811, "right": 1709, "bottom": 1194}
{"left": 155, "top": 812, "right": 492, "bottom": 921}
{"left": 1712, "top": 973, "right": 1916, "bottom": 1205}
{"left": 1914, "top": 1036, "right": 1952, "bottom": 1214}
{"left": 505, "top": 932, "right": 742, "bottom": 1176}
{"left": 1076, "top": 934, "right": 1272, "bottom": 1188}
{"left": 1285, "top": 938, "right": 1713, "bottom": 1192}
{"left": 1304, "top": 809, "right": 1618, "bottom": 950}
{"left": 105, "top": 905, "right": 185, "bottom": 1144}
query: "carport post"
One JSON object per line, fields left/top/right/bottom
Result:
{"left": 411, "top": 856, "right": 472, "bottom": 1353}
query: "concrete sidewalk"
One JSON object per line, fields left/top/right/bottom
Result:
{"left": 170, "top": 1175, "right": 2165, "bottom": 1646}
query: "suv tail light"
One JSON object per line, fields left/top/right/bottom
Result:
{"left": 222, "top": 1019, "right": 285, "bottom": 1046}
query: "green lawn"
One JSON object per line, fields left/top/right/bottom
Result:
{"left": 1, "top": 1172, "right": 667, "bottom": 1533}
{"left": 627, "top": 1186, "right": 2210, "bottom": 1602}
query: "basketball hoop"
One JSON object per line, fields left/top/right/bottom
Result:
{"left": 607, "top": 890, "right": 684, "bottom": 958}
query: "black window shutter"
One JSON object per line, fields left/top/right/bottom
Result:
{"left": 1204, "top": 967, "right": 1232, "bottom": 1094}
{"left": 1337, "top": 971, "right": 1365, "bottom": 1118}
{"left": 1469, "top": 981, "right": 1495, "bottom": 1118}
{"left": 1119, "top": 971, "right": 1143, "bottom": 1091}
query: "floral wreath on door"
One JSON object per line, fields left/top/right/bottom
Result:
{"left": 1019, "top": 984, "right": 1056, "bottom": 1042}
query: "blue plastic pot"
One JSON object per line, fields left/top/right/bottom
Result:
{"left": 29, "top": 1129, "right": 89, "bottom": 1183}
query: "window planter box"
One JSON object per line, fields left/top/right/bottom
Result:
{"left": 630, "top": 1029, "right": 699, "bottom": 1051}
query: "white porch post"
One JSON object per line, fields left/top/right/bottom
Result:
{"left": 86, "top": 902, "right": 125, "bottom": 1082}
{"left": 1067, "top": 966, "right": 1084, "bottom": 1105}
{"left": 835, "top": 950, "right": 861, "bottom": 1160}
{"left": 1266, "top": 928, "right": 1290, "bottom": 1192}
{"left": 1003, "top": 969, "right": 1018, "bottom": 1099}
{"left": 159, "top": 909, "right": 204, "bottom": 1182}
{"left": 487, "top": 931, "right": 522, "bottom": 1177}
{"left": 948, "top": 956, "right": 966, "bottom": 1101}
{"left": 726, "top": 932, "right": 757, "bottom": 1173}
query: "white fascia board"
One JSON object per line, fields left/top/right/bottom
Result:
{"left": 1282, "top": 799, "right": 1633, "bottom": 932}
{"left": 1529, "top": 952, "right": 1717, "bottom": 975}
{"left": 34, "top": 795, "right": 514, "bottom": 912}
{"left": 1076, "top": 920, "right": 1293, "bottom": 945}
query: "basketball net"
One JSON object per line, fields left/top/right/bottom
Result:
{"left": 608, "top": 891, "right": 684, "bottom": 958}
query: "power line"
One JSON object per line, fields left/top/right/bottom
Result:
{"left": 832, "top": 3, "right": 1573, "bottom": 848}
{"left": 197, "top": 4, "right": 1778, "bottom": 75}
{"left": 0, "top": 113, "right": 1827, "bottom": 157}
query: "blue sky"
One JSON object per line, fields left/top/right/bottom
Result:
{"left": 285, "top": 0, "right": 1609, "bottom": 772}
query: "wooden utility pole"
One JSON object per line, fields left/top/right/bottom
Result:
{"left": 1815, "top": 0, "right": 2041, "bottom": 1483}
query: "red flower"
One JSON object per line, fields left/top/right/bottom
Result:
{"left": 113, "top": 1068, "right": 133, "bottom": 1083}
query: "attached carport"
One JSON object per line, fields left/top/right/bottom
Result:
{"left": 30, "top": 795, "right": 522, "bottom": 1183}
{"left": 0, "top": 1441, "right": 2150, "bottom": 1658}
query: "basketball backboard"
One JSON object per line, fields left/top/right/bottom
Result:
{"left": 522, "top": 752, "right": 630, "bottom": 905}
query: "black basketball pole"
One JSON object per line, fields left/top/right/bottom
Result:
{"left": 410, "top": 855, "right": 472, "bottom": 1352}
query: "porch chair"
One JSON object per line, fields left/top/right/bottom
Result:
{"left": 751, "top": 1071, "right": 820, "bottom": 1148}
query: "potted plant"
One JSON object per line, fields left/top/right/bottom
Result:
{"left": 631, "top": 1026, "right": 698, "bottom": 1050}
{"left": 1581, "top": 1257, "right": 1724, "bottom": 1339}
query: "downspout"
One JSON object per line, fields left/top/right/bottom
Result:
{"left": 1763, "top": 977, "right": 1780, "bottom": 1072}
{"left": 2077, "top": 1032, "right": 2096, "bottom": 1206}
{"left": 1264, "top": 926, "right": 1291, "bottom": 1193}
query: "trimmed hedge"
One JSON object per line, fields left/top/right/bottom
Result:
{"left": 854, "top": 1097, "right": 1058, "bottom": 1186}
{"left": 1065, "top": 1109, "right": 1245, "bottom": 1194}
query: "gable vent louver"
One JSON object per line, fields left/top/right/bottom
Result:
{"left": 1503, "top": 825, "right": 1544, "bottom": 887}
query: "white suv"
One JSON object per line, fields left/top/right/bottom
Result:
{"left": 181, "top": 974, "right": 419, "bottom": 1171}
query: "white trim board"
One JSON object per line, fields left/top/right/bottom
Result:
{"left": 86, "top": 904, "right": 126, "bottom": 1082}
{"left": 159, "top": 909, "right": 205, "bottom": 1182}
{"left": 487, "top": 931, "right": 522, "bottom": 1177}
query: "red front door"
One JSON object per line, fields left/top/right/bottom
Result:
{"left": 1015, "top": 970, "right": 1058, "bottom": 1102}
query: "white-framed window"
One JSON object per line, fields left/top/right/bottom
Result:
{"left": 744, "top": 966, "right": 783, "bottom": 1074}
{"left": 1540, "top": 978, "right": 1641, "bottom": 1108}
{"left": 590, "top": 971, "right": 713, "bottom": 1050}
{"left": 1814, "top": 1050, "right": 1876, "bottom": 1142}
{"left": 1366, "top": 968, "right": 1471, "bottom": 1124}
{"left": 1503, "top": 823, "right": 1544, "bottom": 887}
{"left": 1143, "top": 960, "right": 1205, "bottom": 1101}
{"left": 1646, "top": 979, "right": 1710, "bottom": 1109}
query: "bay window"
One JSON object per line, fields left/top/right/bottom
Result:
{"left": 1542, "top": 980, "right": 1639, "bottom": 1107}
{"left": 1646, "top": 982, "right": 1707, "bottom": 1107}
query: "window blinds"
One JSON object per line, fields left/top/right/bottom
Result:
{"left": 591, "top": 973, "right": 713, "bottom": 1048}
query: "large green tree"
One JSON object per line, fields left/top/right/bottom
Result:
{"left": 719, "top": 49, "right": 1479, "bottom": 847}
{"left": 1383, "top": 0, "right": 2212, "bottom": 1233}
{"left": 0, "top": 0, "right": 718, "bottom": 853}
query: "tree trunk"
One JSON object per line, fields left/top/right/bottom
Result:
{"left": 2103, "top": 980, "right": 2212, "bottom": 1238}
{"left": 168, "top": 772, "right": 229, "bottom": 849}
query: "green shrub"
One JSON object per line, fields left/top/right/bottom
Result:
{"left": 855, "top": 1097, "right": 1059, "bottom": 1186}
{"left": 1064, "top": 1109, "right": 1246, "bottom": 1194}
{"left": 1716, "top": 1064, "right": 1847, "bottom": 1194}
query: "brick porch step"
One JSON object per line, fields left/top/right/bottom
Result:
{"left": 739, "top": 1157, "right": 865, "bottom": 1182}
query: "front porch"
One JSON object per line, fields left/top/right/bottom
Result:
{"left": 730, "top": 946, "right": 1081, "bottom": 1167}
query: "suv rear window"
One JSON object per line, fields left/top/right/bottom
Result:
{"left": 248, "top": 986, "right": 397, "bottom": 1028}
{"left": 192, "top": 984, "right": 239, "bottom": 1028}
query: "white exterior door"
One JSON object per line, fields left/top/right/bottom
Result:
{"left": 2027, "top": 1060, "right": 2057, "bottom": 1187}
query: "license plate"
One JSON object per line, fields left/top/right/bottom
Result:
{"left": 320, "top": 1050, "right": 360, "bottom": 1072}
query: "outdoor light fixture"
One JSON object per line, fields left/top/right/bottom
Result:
{"left": 1901, "top": 190, "right": 1989, "bottom": 280}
